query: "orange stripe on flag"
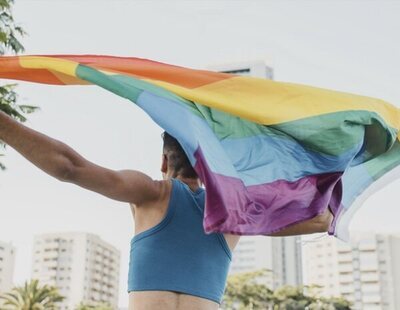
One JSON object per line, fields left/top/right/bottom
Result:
{"left": 48, "top": 55, "right": 233, "bottom": 89}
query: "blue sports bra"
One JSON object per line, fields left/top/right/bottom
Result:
{"left": 128, "top": 178, "right": 232, "bottom": 304}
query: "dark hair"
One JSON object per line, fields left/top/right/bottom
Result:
{"left": 162, "top": 132, "right": 198, "bottom": 179}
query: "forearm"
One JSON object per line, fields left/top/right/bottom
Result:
{"left": 268, "top": 208, "right": 333, "bottom": 236}
{"left": 0, "top": 111, "right": 83, "bottom": 180}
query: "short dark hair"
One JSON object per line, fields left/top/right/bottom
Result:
{"left": 162, "top": 132, "right": 198, "bottom": 179}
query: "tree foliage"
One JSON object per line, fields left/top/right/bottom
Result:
{"left": 0, "top": 0, "right": 39, "bottom": 170}
{"left": 0, "top": 0, "right": 25, "bottom": 54}
{"left": 273, "top": 285, "right": 314, "bottom": 310}
{"left": 222, "top": 269, "right": 275, "bottom": 310}
{"left": 222, "top": 270, "right": 352, "bottom": 310}
{"left": 0, "top": 279, "right": 65, "bottom": 310}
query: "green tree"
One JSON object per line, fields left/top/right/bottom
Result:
{"left": 0, "top": 0, "right": 38, "bottom": 170}
{"left": 307, "top": 296, "right": 352, "bottom": 310}
{"left": 222, "top": 269, "right": 275, "bottom": 310}
{"left": 305, "top": 285, "right": 352, "bottom": 310}
{"left": 222, "top": 271, "right": 352, "bottom": 310}
{"left": 75, "top": 302, "right": 113, "bottom": 310}
{"left": 273, "top": 285, "right": 314, "bottom": 309}
{"left": 0, "top": 279, "right": 65, "bottom": 310}
{"left": 324, "top": 296, "right": 351, "bottom": 310}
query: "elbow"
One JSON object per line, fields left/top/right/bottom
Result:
{"left": 55, "top": 162, "right": 76, "bottom": 183}
{"left": 315, "top": 221, "right": 330, "bottom": 233}
{"left": 53, "top": 144, "right": 82, "bottom": 183}
{"left": 314, "top": 209, "right": 334, "bottom": 233}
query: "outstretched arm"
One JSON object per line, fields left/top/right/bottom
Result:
{"left": 268, "top": 208, "right": 333, "bottom": 236}
{"left": 0, "top": 111, "right": 161, "bottom": 205}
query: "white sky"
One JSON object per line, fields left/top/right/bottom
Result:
{"left": 1, "top": 0, "right": 399, "bottom": 307}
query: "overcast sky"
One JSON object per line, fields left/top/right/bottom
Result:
{"left": 1, "top": 0, "right": 399, "bottom": 307}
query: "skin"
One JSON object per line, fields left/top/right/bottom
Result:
{"left": 0, "top": 111, "right": 332, "bottom": 309}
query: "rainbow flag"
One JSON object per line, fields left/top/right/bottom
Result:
{"left": 1, "top": 55, "right": 399, "bottom": 241}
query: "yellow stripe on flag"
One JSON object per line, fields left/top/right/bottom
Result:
{"left": 146, "top": 76, "right": 400, "bottom": 129}
{"left": 20, "top": 56, "right": 79, "bottom": 78}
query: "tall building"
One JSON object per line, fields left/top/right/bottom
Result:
{"left": 0, "top": 240, "right": 15, "bottom": 293}
{"left": 229, "top": 235, "right": 303, "bottom": 288}
{"left": 208, "top": 61, "right": 303, "bottom": 288}
{"left": 32, "top": 232, "right": 120, "bottom": 310}
{"left": 303, "top": 233, "right": 400, "bottom": 310}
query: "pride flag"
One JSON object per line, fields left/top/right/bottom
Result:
{"left": 1, "top": 55, "right": 399, "bottom": 241}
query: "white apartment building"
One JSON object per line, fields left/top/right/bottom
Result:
{"left": 304, "top": 233, "right": 400, "bottom": 310}
{"left": 0, "top": 240, "right": 15, "bottom": 293}
{"left": 230, "top": 235, "right": 303, "bottom": 288}
{"left": 208, "top": 61, "right": 303, "bottom": 288}
{"left": 32, "top": 232, "right": 120, "bottom": 310}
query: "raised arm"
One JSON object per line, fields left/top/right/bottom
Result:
{"left": 0, "top": 111, "right": 162, "bottom": 205}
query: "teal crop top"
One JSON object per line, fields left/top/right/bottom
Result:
{"left": 128, "top": 178, "right": 232, "bottom": 304}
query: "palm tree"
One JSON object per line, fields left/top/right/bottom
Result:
{"left": 0, "top": 279, "right": 65, "bottom": 310}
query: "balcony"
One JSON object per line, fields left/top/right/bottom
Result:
{"left": 359, "top": 263, "right": 378, "bottom": 272}
{"left": 338, "top": 264, "right": 353, "bottom": 273}
{"left": 340, "top": 285, "right": 355, "bottom": 294}
{"left": 44, "top": 241, "right": 60, "bottom": 248}
{"left": 45, "top": 260, "right": 58, "bottom": 268}
{"left": 338, "top": 274, "right": 354, "bottom": 284}
{"left": 337, "top": 244, "right": 352, "bottom": 253}
{"left": 361, "top": 273, "right": 379, "bottom": 282}
{"left": 362, "top": 294, "right": 381, "bottom": 303}
{"left": 92, "top": 272, "right": 102, "bottom": 281}
{"left": 338, "top": 253, "right": 353, "bottom": 263}
{"left": 358, "top": 241, "right": 377, "bottom": 251}
{"left": 93, "top": 264, "right": 102, "bottom": 272}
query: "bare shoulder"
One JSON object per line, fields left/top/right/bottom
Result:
{"left": 134, "top": 179, "right": 172, "bottom": 208}
{"left": 130, "top": 179, "right": 173, "bottom": 236}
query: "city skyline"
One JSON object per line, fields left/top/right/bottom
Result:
{"left": 3, "top": 231, "right": 400, "bottom": 308}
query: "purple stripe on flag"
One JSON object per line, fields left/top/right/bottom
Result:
{"left": 194, "top": 147, "right": 343, "bottom": 235}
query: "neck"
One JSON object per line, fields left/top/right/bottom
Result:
{"left": 175, "top": 175, "right": 201, "bottom": 192}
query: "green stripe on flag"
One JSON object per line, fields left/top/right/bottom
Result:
{"left": 195, "top": 105, "right": 397, "bottom": 157}
{"left": 76, "top": 66, "right": 204, "bottom": 118}
{"left": 363, "top": 140, "right": 400, "bottom": 180}
{"left": 76, "top": 65, "right": 143, "bottom": 102}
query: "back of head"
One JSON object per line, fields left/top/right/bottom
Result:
{"left": 162, "top": 132, "right": 198, "bottom": 179}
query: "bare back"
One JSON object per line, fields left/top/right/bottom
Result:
{"left": 129, "top": 291, "right": 220, "bottom": 310}
{"left": 128, "top": 179, "right": 239, "bottom": 310}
